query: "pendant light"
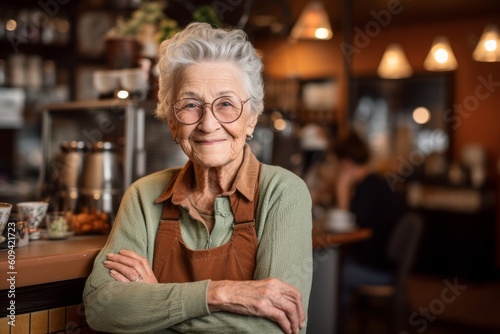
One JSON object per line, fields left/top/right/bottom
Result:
{"left": 377, "top": 44, "right": 413, "bottom": 79}
{"left": 473, "top": 24, "right": 500, "bottom": 62}
{"left": 424, "top": 36, "right": 458, "bottom": 71}
{"left": 290, "top": 1, "right": 333, "bottom": 40}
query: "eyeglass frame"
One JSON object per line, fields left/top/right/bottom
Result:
{"left": 171, "top": 96, "right": 251, "bottom": 125}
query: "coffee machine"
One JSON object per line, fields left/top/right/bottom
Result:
{"left": 39, "top": 99, "right": 187, "bottom": 228}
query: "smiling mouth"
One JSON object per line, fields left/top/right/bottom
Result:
{"left": 194, "top": 138, "right": 226, "bottom": 145}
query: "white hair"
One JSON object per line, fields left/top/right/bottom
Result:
{"left": 155, "top": 22, "right": 264, "bottom": 122}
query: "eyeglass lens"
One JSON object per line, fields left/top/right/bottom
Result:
{"left": 174, "top": 96, "right": 243, "bottom": 124}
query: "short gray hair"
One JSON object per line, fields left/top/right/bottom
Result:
{"left": 155, "top": 22, "right": 264, "bottom": 122}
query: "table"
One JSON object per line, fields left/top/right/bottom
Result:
{"left": 0, "top": 235, "right": 108, "bottom": 290}
{"left": 0, "top": 234, "right": 109, "bottom": 322}
{"left": 308, "top": 224, "right": 372, "bottom": 334}
{"left": 0, "top": 227, "right": 371, "bottom": 289}
{"left": 312, "top": 225, "right": 372, "bottom": 250}
{"left": 0, "top": 225, "right": 371, "bottom": 332}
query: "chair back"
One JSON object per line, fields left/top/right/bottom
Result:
{"left": 387, "top": 212, "right": 424, "bottom": 294}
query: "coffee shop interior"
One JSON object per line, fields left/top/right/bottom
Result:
{"left": 1, "top": 0, "right": 500, "bottom": 333}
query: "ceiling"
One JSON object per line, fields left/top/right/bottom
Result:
{"left": 242, "top": 0, "right": 500, "bottom": 37}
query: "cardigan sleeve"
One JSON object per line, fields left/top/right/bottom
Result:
{"left": 83, "top": 174, "right": 211, "bottom": 333}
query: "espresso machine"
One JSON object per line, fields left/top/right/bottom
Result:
{"left": 39, "top": 99, "right": 188, "bottom": 231}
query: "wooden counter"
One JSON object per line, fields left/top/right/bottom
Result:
{"left": 0, "top": 226, "right": 371, "bottom": 328}
{"left": 312, "top": 224, "right": 372, "bottom": 249}
{"left": 0, "top": 235, "right": 108, "bottom": 290}
{"left": 0, "top": 226, "right": 371, "bottom": 290}
{"left": 312, "top": 217, "right": 372, "bottom": 249}
{"left": 0, "top": 226, "right": 370, "bottom": 290}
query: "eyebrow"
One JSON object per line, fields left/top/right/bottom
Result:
{"left": 179, "top": 91, "right": 238, "bottom": 99}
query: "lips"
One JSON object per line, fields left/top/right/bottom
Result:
{"left": 193, "top": 138, "right": 227, "bottom": 145}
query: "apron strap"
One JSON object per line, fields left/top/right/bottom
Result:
{"left": 229, "top": 163, "right": 261, "bottom": 225}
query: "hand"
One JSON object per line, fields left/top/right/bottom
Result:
{"left": 207, "top": 278, "right": 305, "bottom": 334}
{"left": 104, "top": 250, "right": 158, "bottom": 284}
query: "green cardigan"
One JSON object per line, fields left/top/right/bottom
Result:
{"left": 83, "top": 163, "right": 313, "bottom": 334}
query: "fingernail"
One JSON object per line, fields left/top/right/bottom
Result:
{"left": 106, "top": 253, "right": 113, "bottom": 258}
{"left": 103, "top": 260, "right": 109, "bottom": 266}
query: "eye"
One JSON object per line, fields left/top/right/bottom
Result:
{"left": 178, "top": 99, "right": 201, "bottom": 110}
{"left": 215, "top": 97, "right": 238, "bottom": 108}
{"left": 184, "top": 102, "right": 199, "bottom": 109}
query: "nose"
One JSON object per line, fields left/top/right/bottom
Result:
{"left": 197, "top": 103, "right": 220, "bottom": 131}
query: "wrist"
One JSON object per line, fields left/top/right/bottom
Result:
{"left": 207, "top": 280, "right": 225, "bottom": 312}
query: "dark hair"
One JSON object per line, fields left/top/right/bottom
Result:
{"left": 331, "top": 131, "right": 370, "bottom": 165}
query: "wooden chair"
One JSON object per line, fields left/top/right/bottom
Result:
{"left": 353, "top": 212, "right": 424, "bottom": 334}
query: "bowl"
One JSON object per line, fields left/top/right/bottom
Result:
{"left": 45, "top": 211, "right": 70, "bottom": 239}
{"left": 16, "top": 201, "right": 49, "bottom": 240}
{"left": 324, "top": 209, "right": 357, "bottom": 233}
{"left": 93, "top": 70, "right": 120, "bottom": 95}
{"left": 0, "top": 202, "right": 13, "bottom": 243}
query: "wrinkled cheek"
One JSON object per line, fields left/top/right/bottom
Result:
{"left": 178, "top": 141, "right": 192, "bottom": 158}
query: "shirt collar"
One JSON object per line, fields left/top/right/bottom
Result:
{"left": 155, "top": 144, "right": 260, "bottom": 204}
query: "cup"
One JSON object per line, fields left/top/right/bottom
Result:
{"left": 120, "top": 67, "right": 148, "bottom": 99}
{"left": 324, "top": 209, "right": 357, "bottom": 233}
{"left": 45, "top": 211, "right": 69, "bottom": 239}
{"left": 16, "top": 201, "right": 49, "bottom": 240}
{"left": 0, "top": 202, "right": 13, "bottom": 243}
{"left": 93, "top": 69, "right": 120, "bottom": 96}
{"left": 7, "top": 214, "right": 29, "bottom": 248}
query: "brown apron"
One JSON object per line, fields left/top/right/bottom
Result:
{"left": 153, "top": 166, "right": 261, "bottom": 283}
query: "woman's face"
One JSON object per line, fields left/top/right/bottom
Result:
{"left": 168, "top": 61, "right": 258, "bottom": 169}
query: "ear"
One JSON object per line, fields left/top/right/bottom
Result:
{"left": 246, "top": 113, "right": 259, "bottom": 136}
{"left": 168, "top": 118, "right": 178, "bottom": 139}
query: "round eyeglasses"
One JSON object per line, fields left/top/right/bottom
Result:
{"left": 171, "top": 96, "right": 250, "bottom": 125}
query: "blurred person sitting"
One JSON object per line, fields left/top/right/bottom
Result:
{"left": 331, "top": 131, "right": 405, "bottom": 324}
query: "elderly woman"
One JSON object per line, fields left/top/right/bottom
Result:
{"left": 83, "top": 22, "right": 312, "bottom": 334}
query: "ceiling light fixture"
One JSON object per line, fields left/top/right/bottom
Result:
{"left": 377, "top": 43, "right": 413, "bottom": 79}
{"left": 473, "top": 24, "right": 500, "bottom": 62}
{"left": 424, "top": 36, "right": 458, "bottom": 71}
{"left": 290, "top": 1, "right": 333, "bottom": 40}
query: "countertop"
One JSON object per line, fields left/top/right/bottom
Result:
{"left": 0, "top": 235, "right": 108, "bottom": 289}
{"left": 0, "top": 224, "right": 371, "bottom": 290}
{"left": 312, "top": 227, "right": 372, "bottom": 249}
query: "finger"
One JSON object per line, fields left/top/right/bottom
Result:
{"left": 108, "top": 251, "right": 150, "bottom": 275}
{"left": 106, "top": 253, "right": 143, "bottom": 274}
{"left": 109, "top": 269, "right": 131, "bottom": 282}
{"left": 269, "top": 280, "right": 304, "bottom": 331}
{"left": 117, "top": 250, "right": 157, "bottom": 282}
{"left": 272, "top": 296, "right": 300, "bottom": 333}
{"left": 104, "top": 260, "right": 141, "bottom": 282}
{"left": 255, "top": 280, "right": 299, "bottom": 333}
{"left": 269, "top": 309, "right": 293, "bottom": 334}
{"left": 118, "top": 249, "right": 145, "bottom": 260}
{"left": 282, "top": 287, "right": 305, "bottom": 327}
{"left": 106, "top": 252, "right": 157, "bottom": 284}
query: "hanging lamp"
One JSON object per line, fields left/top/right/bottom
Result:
{"left": 473, "top": 24, "right": 500, "bottom": 62}
{"left": 424, "top": 36, "right": 458, "bottom": 71}
{"left": 290, "top": 1, "right": 333, "bottom": 40}
{"left": 377, "top": 44, "right": 413, "bottom": 79}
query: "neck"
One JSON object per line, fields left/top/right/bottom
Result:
{"left": 189, "top": 150, "right": 245, "bottom": 209}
